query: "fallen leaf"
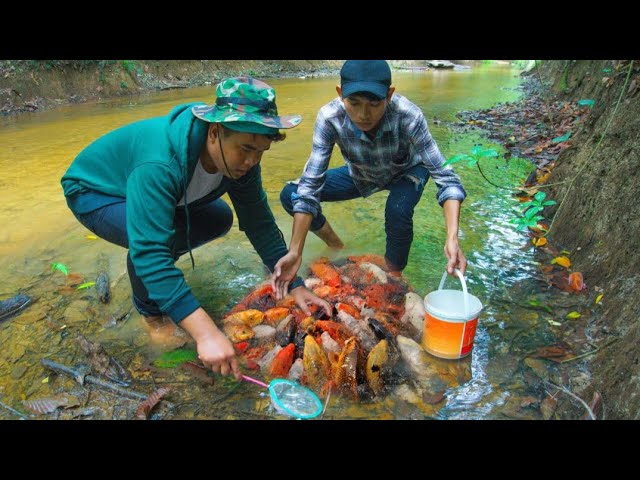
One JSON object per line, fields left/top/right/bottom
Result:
{"left": 529, "top": 345, "right": 572, "bottom": 359}
{"left": 568, "top": 272, "right": 585, "bottom": 292}
{"left": 532, "top": 237, "right": 547, "bottom": 247}
{"left": 51, "top": 262, "right": 69, "bottom": 276}
{"left": 595, "top": 294, "right": 604, "bottom": 305}
{"left": 551, "top": 256, "right": 572, "bottom": 268}
{"left": 76, "top": 281, "right": 96, "bottom": 290}
{"left": 548, "top": 319, "right": 562, "bottom": 326}
{"left": 566, "top": 311, "right": 582, "bottom": 319}
{"left": 540, "top": 395, "right": 558, "bottom": 419}
{"left": 86, "top": 234, "right": 98, "bottom": 240}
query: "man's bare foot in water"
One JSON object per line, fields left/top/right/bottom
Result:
{"left": 143, "top": 315, "right": 189, "bottom": 348}
{"left": 312, "top": 220, "right": 345, "bottom": 249}
{"left": 385, "top": 257, "right": 403, "bottom": 278}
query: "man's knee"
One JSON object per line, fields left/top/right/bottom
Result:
{"left": 385, "top": 201, "right": 413, "bottom": 228}
{"left": 219, "top": 203, "right": 233, "bottom": 235}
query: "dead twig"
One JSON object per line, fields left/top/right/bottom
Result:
{"left": 560, "top": 338, "right": 618, "bottom": 364}
{"left": 41, "top": 358, "right": 146, "bottom": 400}
{"left": 544, "top": 380, "right": 596, "bottom": 420}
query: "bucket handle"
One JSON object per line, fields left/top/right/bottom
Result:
{"left": 438, "top": 268, "right": 469, "bottom": 316}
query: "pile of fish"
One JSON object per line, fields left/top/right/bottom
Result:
{"left": 223, "top": 254, "right": 470, "bottom": 405}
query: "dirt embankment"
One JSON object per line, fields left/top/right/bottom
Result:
{"left": 538, "top": 60, "right": 640, "bottom": 419}
{"left": 0, "top": 60, "right": 343, "bottom": 115}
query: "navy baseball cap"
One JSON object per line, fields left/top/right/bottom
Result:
{"left": 340, "top": 60, "right": 392, "bottom": 100}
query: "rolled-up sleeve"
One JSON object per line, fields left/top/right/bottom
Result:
{"left": 292, "top": 110, "right": 336, "bottom": 218}
{"left": 408, "top": 112, "right": 466, "bottom": 206}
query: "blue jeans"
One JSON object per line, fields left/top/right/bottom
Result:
{"left": 68, "top": 196, "right": 233, "bottom": 317}
{"left": 280, "top": 164, "right": 430, "bottom": 270}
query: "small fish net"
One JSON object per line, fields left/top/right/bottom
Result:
{"left": 268, "top": 379, "right": 322, "bottom": 419}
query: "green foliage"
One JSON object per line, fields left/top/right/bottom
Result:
{"left": 551, "top": 132, "right": 571, "bottom": 143}
{"left": 153, "top": 348, "right": 198, "bottom": 368}
{"left": 510, "top": 191, "right": 556, "bottom": 231}
{"left": 444, "top": 144, "right": 499, "bottom": 168}
{"left": 577, "top": 99, "right": 595, "bottom": 108}
{"left": 121, "top": 60, "right": 135, "bottom": 73}
{"left": 120, "top": 81, "right": 128, "bottom": 89}
{"left": 51, "top": 262, "right": 69, "bottom": 276}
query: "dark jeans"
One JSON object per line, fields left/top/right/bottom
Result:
{"left": 280, "top": 164, "right": 430, "bottom": 270}
{"left": 69, "top": 196, "right": 233, "bottom": 317}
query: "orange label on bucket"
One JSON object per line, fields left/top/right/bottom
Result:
{"left": 422, "top": 312, "right": 478, "bottom": 360}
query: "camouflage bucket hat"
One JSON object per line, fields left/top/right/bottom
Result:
{"left": 191, "top": 76, "right": 302, "bottom": 133}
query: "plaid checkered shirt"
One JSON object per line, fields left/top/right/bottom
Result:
{"left": 292, "top": 94, "right": 467, "bottom": 217}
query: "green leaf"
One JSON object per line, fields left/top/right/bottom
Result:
{"left": 470, "top": 145, "right": 483, "bottom": 155}
{"left": 577, "top": 99, "right": 595, "bottom": 108}
{"left": 153, "top": 348, "right": 198, "bottom": 368}
{"left": 477, "top": 148, "right": 499, "bottom": 158}
{"left": 602, "top": 69, "right": 612, "bottom": 74}
{"left": 51, "top": 262, "right": 69, "bottom": 276}
{"left": 542, "top": 200, "right": 557, "bottom": 206}
{"left": 552, "top": 132, "right": 571, "bottom": 143}
{"left": 466, "top": 159, "right": 478, "bottom": 167}
{"left": 566, "top": 311, "right": 582, "bottom": 319}
{"left": 525, "top": 207, "right": 542, "bottom": 219}
{"left": 76, "top": 281, "right": 96, "bottom": 290}
{"left": 444, "top": 154, "right": 471, "bottom": 167}
{"left": 528, "top": 300, "right": 541, "bottom": 307}
{"left": 534, "top": 191, "right": 547, "bottom": 202}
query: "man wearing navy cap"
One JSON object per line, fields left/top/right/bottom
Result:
{"left": 272, "top": 60, "right": 468, "bottom": 298}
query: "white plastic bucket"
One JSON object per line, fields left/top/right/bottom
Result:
{"left": 422, "top": 269, "right": 483, "bottom": 359}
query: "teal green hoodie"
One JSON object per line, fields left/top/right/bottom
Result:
{"left": 62, "top": 103, "right": 302, "bottom": 322}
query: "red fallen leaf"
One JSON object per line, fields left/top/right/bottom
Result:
{"left": 568, "top": 272, "right": 586, "bottom": 292}
{"left": 528, "top": 345, "right": 573, "bottom": 362}
{"left": 134, "top": 387, "right": 170, "bottom": 420}
{"left": 65, "top": 273, "right": 85, "bottom": 286}
{"left": 180, "top": 361, "right": 214, "bottom": 385}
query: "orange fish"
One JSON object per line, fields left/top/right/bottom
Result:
{"left": 269, "top": 343, "right": 295, "bottom": 378}
{"left": 334, "top": 337, "right": 359, "bottom": 400}
{"left": 302, "top": 335, "right": 330, "bottom": 391}
{"left": 309, "top": 260, "right": 342, "bottom": 288}
{"left": 264, "top": 307, "right": 290, "bottom": 325}
{"left": 336, "top": 302, "right": 360, "bottom": 319}
{"left": 224, "top": 309, "right": 264, "bottom": 327}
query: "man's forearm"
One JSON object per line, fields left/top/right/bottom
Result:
{"left": 180, "top": 307, "right": 219, "bottom": 342}
{"left": 290, "top": 212, "right": 313, "bottom": 256}
{"left": 443, "top": 199, "right": 461, "bottom": 240}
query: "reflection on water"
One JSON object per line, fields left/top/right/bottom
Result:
{"left": 0, "top": 65, "right": 576, "bottom": 419}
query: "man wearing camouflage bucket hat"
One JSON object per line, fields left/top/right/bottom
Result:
{"left": 61, "top": 76, "right": 331, "bottom": 380}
